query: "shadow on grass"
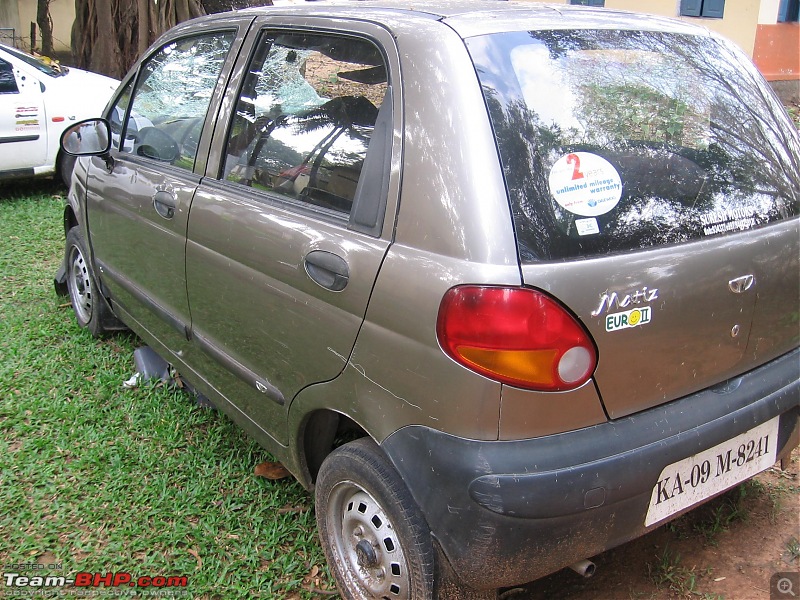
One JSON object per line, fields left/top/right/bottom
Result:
{"left": 0, "top": 178, "right": 65, "bottom": 201}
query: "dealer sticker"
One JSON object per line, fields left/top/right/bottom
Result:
{"left": 575, "top": 217, "right": 600, "bottom": 236}
{"left": 645, "top": 417, "right": 779, "bottom": 527}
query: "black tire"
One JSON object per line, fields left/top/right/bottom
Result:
{"left": 315, "top": 438, "right": 435, "bottom": 600}
{"left": 64, "top": 227, "right": 114, "bottom": 337}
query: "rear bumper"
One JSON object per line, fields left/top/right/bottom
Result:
{"left": 381, "top": 348, "right": 800, "bottom": 590}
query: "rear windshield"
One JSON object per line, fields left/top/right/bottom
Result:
{"left": 466, "top": 30, "right": 800, "bottom": 261}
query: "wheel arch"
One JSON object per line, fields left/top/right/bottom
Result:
{"left": 63, "top": 203, "right": 79, "bottom": 235}
{"left": 293, "top": 408, "right": 369, "bottom": 489}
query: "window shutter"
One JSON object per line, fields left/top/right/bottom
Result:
{"left": 680, "top": 0, "right": 702, "bottom": 17}
{"left": 778, "top": 0, "right": 800, "bottom": 22}
{"left": 778, "top": 0, "right": 790, "bottom": 21}
{"left": 701, "top": 0, "right": 726, "bottom": 18}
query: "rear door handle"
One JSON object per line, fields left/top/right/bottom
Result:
{"left": 304, "top": 250, "right": 349, "bottom": 291}
{"left": 153, "top": 190, "right": 177, "bottom": 219}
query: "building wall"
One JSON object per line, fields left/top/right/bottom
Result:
{"left": 0, "top": 0, "right": 20, "bottom": 45}
{"left": 753, "top": 0, "right": 798, "bottom": 93}
{"left": 758, "top": 0, "right": 783, "bottom": 23}
{"left": 753, "top": 22, "right": 799, "bottom": 81}
{"left": 13, "top": 0, "right": 73, "bottom": 53}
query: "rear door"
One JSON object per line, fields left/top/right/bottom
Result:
{"left": 85, "top": 20, "right": 249, "bottom": 356}
{"left": 185, "top": 20, "right": 399, "bottom": 443}
{"left": 0, "top": 54, "right": 46, "bottom": 172}
{"left": 467, "top": 27, "right": 800, "bottom": 418}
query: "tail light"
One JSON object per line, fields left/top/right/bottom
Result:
{"left": 436, "top": 286, "right": 597, "bottom": 391}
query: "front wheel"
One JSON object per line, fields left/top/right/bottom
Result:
{"left": 64, "top": 227, "right": 115, "bottom": 337}
{"left": 315, "top": 438, "right": 435, "bottom": 600}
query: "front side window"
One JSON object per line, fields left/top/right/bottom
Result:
{"left": 467, "top": 30, "right": 800, "bottom": 261}
{"left": 223, "top": 31, "right": 388, "bottom": 216}
{"left": 0, "top": 58, "right": 18, "bottom": 94}
{"left": 119, "top": 31, "right": 235, "bottom": 170}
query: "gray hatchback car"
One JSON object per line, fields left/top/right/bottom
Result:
{"left": 57, "top": 2, "right": 800, "bottom": 598}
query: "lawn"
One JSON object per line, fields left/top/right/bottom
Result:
{"left": 0, "top": 181, "right": 334, "bottom": 598}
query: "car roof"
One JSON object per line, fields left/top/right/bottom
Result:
{"left": 228, "top": 0, "right": 712, "bottom": 38}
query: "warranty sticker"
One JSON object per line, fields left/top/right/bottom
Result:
{"left": 605, "top": 306, "right": 652, "bottom": 332}
{"left": 549, "top": 152, "right": 622, "bottom": 217}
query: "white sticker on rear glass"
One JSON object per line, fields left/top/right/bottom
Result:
{"left": 575, "top": 218, "right": 600, "bottom": 236}
{"left": 549, "top": 152, "right": 622, "bottom": 217}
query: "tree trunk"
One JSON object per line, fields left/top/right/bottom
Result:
{"left": 91, "top": 0, "right": 123, "bottom": 77}
{"left": 137, "top": 0, "right": 149, "bottom": 57}
{"left": 71, "top": 0, "right": 207, "bottom": 78}
{"left": 36, "top": 0, "right": 53, "bottom": 55}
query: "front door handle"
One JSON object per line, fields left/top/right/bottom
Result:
{"left": 153, "top": 190, "right": 177, "bottom": 219}
{"left": 304, "top": 250, "right": 349, "bottom": 291}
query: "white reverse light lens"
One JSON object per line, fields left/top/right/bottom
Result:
{"left": 558, "top": 346, "right": 593, "bottom": 384}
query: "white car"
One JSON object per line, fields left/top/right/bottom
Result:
{"left": 0, "top": 43, "right": 118, "bottom": 184}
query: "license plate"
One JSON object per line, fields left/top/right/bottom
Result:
{"left": 645, "top": 417, "right": 779, "bottom": 527}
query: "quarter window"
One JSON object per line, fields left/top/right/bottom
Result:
{"left": 108, "top": 80, "right": 133, "bottom": 142}
{"left": 680, "top": 0, "right": 725, "bottom": 18}
{"left": 0, "top": 58, "right": 18, "bottom": 94}
{"left": 117, "top": 31, "right": 235, "bottom": 170}
{"left": 223, "top": 31, "right": 388, "bottom": 217}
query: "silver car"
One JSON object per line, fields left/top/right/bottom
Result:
{"left": 56, "top": 2, "right": 800, "bottom": 598}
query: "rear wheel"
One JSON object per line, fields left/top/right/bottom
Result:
{"left": 65, "top": 227, "right": 115, "bottom": 337}
{"left": 315, "top": 438, "right": 434, "bottom": 600}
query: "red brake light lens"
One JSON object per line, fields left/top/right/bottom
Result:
{"left": 436, "top": 286, "right": 597, "bottom": 391}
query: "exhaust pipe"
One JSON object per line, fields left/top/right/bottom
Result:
{"left": 569, "top": 559, "right": 596, "bottom": 578}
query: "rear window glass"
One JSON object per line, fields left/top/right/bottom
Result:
{"left": 466, "top": 30, "right": 800, "bottom": 261}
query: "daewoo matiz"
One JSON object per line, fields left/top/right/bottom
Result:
{"left": 56, "top": 2, "right": 800, "bottom": 598}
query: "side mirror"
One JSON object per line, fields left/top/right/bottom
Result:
{"left": 60, "top": 118, "right": 112, "bottom": 156}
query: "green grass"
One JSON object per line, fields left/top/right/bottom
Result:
{"left": 646, "top": 546, "right": 720, "bottom": 599}
{"left": 787, "top": 537, "right": 800, "bottom": 563}
{"left": 0, "top": 181, "right": 335, "bottom": 598}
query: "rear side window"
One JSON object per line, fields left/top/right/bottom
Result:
{"left": 467, "top": 30, "right": 800, "bottom": 261}
{"left": 222, "top": 31, "right": 388, "bottom": 216}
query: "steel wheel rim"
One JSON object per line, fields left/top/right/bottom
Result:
{"left": 67, "top": 244, "right": 92, "bottom": 324}
{"left": 327, "top": 481, "right": 411, "bottom": 599}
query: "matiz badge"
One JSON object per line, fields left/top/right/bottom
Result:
{"left": 605, "top": 306, "right": 652, "bottom": 332}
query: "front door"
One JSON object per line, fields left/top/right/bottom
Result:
{"left": 186, "top": 24, "right": 399, "bottom": 444}
{"left": 85, "top": 25, "right": 243, "bottom": 357}
{"left": 0, "top": 56, "right": 46, "bottom": 173}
